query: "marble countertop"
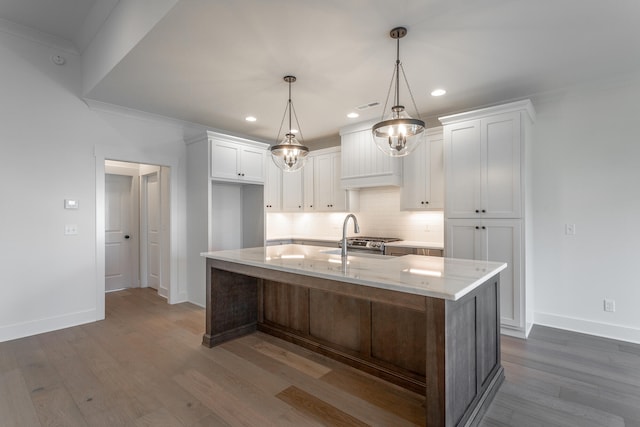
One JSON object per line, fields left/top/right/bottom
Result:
{"left": 384, "top": 240, "right": 444, "bottom": 250}
{"left": 202, "top": 244, "right": 505, "bottom": 301}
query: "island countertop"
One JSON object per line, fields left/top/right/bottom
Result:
{"left": 202, "top": 244, "right": 506, "bottom": 301}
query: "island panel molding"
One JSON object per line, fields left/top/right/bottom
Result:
{"left": 202, "top": 245, "right": 506, "bottom": 426}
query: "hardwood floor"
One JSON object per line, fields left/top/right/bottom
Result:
{"left": 0, "top": 288, "right": 638, "bottom": 426}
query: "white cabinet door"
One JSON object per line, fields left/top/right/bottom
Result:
{"left": 401, "top": 130, "right": 444, "bottom": 210}
{"left": 446, "top": 218, "right": 522, "bottom": 329}
{"left": 331, "top": 153, "right": 346, "bottom": 211}
{"left": 282, "top": 170, "right": 304, "bottom": 211}
{"left": 241, "top": 147, "right": 266, "bottom": 184}
{"left": 401, "top": 136, "right": 427, "bottom": 210}
{"left": 483, "top": 112, "right": 521, "bottom": 218}
{"left": 445, "top": 120, "right": 482, "bottom": 218}
{"left": 314, "top": 153, "right": 334, "bottom": 211}
{"left": 303, "top": 157, "right": 315, "bottom": 211}
{"left": 483, "top": 219, "right": 521, "bottom": 329}
{"left": 211, "top": 139, "right": 266, "bottom": 184}
{"left": 211, "top": 140, "right": 241, "bottom": 181}
{"left": 264, "top": 159, "right": 281, "bottom": 211}
{"left": 445, "top": 112, "right": 521, "bottom": 218}
{"left": 314, "top": 151, "right": 348, "bottom": 212}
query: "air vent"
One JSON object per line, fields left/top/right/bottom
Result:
{"left": 356, "top": 101, "right": 380, "bottom": 111}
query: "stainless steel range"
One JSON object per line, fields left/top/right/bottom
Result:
{"left": 338, "top": 236, "right": 401, "bottom": 254}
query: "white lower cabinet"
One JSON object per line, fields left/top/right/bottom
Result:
{"left": 446, "top": 218, "right": 523, "bottom": 332}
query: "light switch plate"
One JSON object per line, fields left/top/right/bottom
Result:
{"left": 565, "top": 223, "right": 576, "bottom": 235}
{"left": 64, "top": 224, "right": 78, "bottom": 235}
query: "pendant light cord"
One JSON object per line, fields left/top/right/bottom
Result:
{"left": 274, "top": 77, "right": 305, "bottom": 144}
{"left": 378, "top": 31, "right": 423, "bottom": 122}
{"left": 395, "top": 36, "right": 400, "bottom": 108}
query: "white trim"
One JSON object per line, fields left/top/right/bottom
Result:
{"left": 0, "top": 17, "right": 79, "bottom": 54}
{"left": 439, "top": 99, "right": 536, "bottom": 125}
{"left": 534, "top": 311, "right": 640, "bottom": 345}
{"left": 0, "top": 309, "right": 96, "bottom": 343}
{"left": 95, "top": 144, "right": 182, "bottom": 318}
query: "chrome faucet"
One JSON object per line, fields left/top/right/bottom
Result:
{"left": 341, "top": 214, "right": 360, "bottom": 258}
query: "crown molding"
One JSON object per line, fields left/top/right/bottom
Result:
{"left": 0, "top": 17, "right": 78, "bottom": 54}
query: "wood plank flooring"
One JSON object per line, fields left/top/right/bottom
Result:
{"left": 0, "top": 288, "right": 638, "bottom": 426}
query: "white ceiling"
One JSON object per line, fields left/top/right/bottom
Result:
{"left": 2, "top": 0, "right": 640, "bottom": 144}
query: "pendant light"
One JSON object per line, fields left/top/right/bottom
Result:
{"left": 270, "top": 75, "right": 309, "bottom": 172}
{"left": 372, "top": 27, "right": 426, "bottom": 157}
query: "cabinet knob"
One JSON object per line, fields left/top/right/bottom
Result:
{"left": 238, "top": 173, "right": 241, "bottom": 176}
{"left": 421, "top": 201, "right": 424, "bottom": 205}
{"left": 482, "top": 226, "right": 486, "bottom": 230}
{"left": 482, "top": 209, "right": 486, "bottom": 213}
{"left": 475, "top": 209, "right": 480, "bottom": 213}
{"left": 241, "top": 173, "right": 245, "bottom": 176}
{"left": 298, "top": 205, "right": 301, "bottom": 208}
{"left": 475, "top": 226, "right": 480, "bottom": 230}
{"left": 425, "top": 201, "right": 429, "bottom": 205}
{"left": 310, "top": 205, "right": 313, "bottom": 208}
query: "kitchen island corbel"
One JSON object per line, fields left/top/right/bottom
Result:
{"left": 202, "top": 245, "right": 506, "bottom": 427}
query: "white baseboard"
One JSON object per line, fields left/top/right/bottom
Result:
{"left": 188, "top": 299, "right": 206, "bottom": 309}
{"left": 534, "top": 311, "right": 640, "bottom": 345}
{"left": 0, "top": 309, "right": 98, "bottom": 343}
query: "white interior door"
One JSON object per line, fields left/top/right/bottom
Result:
{"left": 105, "top": 174, "right": 133, "bottom": 292}
{"left": 144, "top": 172, "right": 161, "bottom": 290}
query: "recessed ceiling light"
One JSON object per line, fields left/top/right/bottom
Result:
{"left": 431, "top": 89, "right": 446, "bottom": 97}
{"left": 245, "top": 116, "right": 257, "bottom": 122}
{"left": 347, "top": 112, "right": 359, "bottom": 119}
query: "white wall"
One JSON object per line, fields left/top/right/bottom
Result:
{"left": 532, "top": 77, "right": 640, "bottom": 343}
{"left": 0, "top": 27, "right": 189, "bottom": 342}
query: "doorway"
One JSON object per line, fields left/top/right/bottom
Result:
{"left": 104, "top": 160, "right": 169, "bottom": 298}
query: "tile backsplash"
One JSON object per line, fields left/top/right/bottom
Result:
{"left": 266, "top": 186, "right": 444, "bottom": 243}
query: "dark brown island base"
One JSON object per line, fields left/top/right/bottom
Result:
{"left": 201, "top": 245, "right": 507, "bottom": 427}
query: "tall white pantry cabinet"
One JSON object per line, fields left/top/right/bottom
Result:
{"left": 440, "top": 99, "right": 535, "bottom": 338}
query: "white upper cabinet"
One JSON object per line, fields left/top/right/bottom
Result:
{"left": 400, "top": 127, "right": 444, "bottom": 210}
{"left": 210, "top": 134, "right": 268, "bottom": 184}
{"left": 281, "top": 169, "right": 304, "bottom": 211}
{"left": 313, "top": 147, "right": 358, "bottom": 212}
{"left": 441, "top": 102, "right": 533, "bottom": 219}
{"left": 303, "top": 157, "right": 315, "bottom": 211}
{"left": 262, "top": 147, "right": 358, "bottom": 213}
{"left": 264, "top": 159, "right": 282, "bottom": 211}
{"left": 340, "top": 120, "right": 402, "bottom": 189}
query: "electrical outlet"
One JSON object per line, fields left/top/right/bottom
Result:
{"left": 565, "top": 223, "right": 576, "bottom": 235}
{"left": 64, "top": 224, "right": 78, "bottom": 235}
{"left": 604, "top": 298, "right": 616, "bottom": 312}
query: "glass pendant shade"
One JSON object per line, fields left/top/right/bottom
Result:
{"left": 270, "top": 133, "right": 309, "bottom": 172}
{"left": 372, "top": 27, "right": 426, "bottom": 157}
{"left": 372, "top": 107, "right": 425, "bottom": 157}
{"left": 270, "top": 75, "right": 309, "bottom": 172}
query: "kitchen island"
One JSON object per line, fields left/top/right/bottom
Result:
{"left": 201, "top": 244, "right": 506, "bottom": 426}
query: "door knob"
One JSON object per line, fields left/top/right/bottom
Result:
{"left": 124, "top": 235, "right": 130, "bottom": 239}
